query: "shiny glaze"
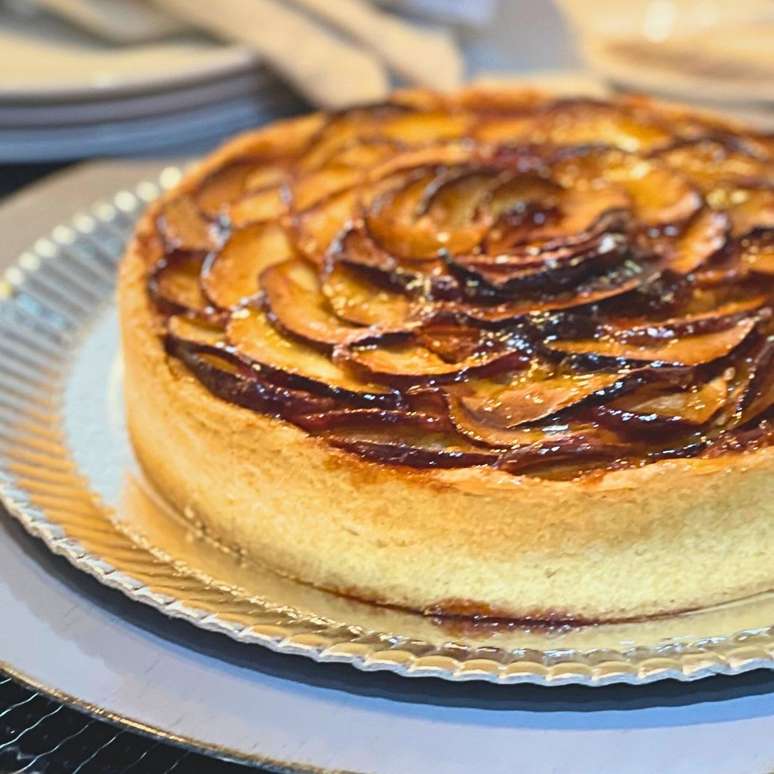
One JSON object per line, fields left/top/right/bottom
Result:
{"left": 148, "top": 94, "right": 774, "bottom": 478}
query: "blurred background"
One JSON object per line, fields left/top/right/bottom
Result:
{"left": 0, "top": 0, "right": 771, "bottom": 194}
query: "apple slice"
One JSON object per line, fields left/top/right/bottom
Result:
{"left": 728, "top": 334, "right": 774, "bottom": 427}
{"left": 293, "top": 104, "right": 407, "bottom": 174}
{"left": 666, "top": 209, "right": 729, "bottom": 274}
{"left": 593, "top": 375, "right": 730, "bottom": 436}
{"left": 541, "top": 100, "right": 672, "bottom": 152}
{"left": 164, "top": 336, "right": 336, "bottom": 416}
{"left": 149, "top": 252, "right": 213, "bottom": 317}
{"left": 346, "top": 336, "right": 528, "bottom": 382}
{"left": 366, "top": 168, "right": 492, "bottom": 259}
{"left": 547, "top": 315, "right": 757, "bottom": 364}
{"left": 709, "top": 185, "right": 774, "bottom": 237}
{"left": 449, "top": 231, "right": 627, "bottom": 296}
{"left": 293, "top": 408, "right": 498, "bottom": 468}
{"left": 321, "top": 260, "right": 419, "bottom": 329}
{"left": 261, "top": 258, "right": 377, "bottom": 346}
{"left": 553, "top": 148, "right": 700, "bottom": 226}
{"left": 380, "top": 111, "right": 474, "bottom": 143}
{"left": 484, "top": 187, "right": 628, "bottom": 257}
{"left": 195, "top": 161, "right": 285, "bottom": 218}
{"left": 657, "top": 138, "right": 772, "bottom": 192}
{"left": 451, "top": 257, "right": 654, "bottom": 322}
{"left": 741, "top": 229, "right": 774, "bottom": 275}
{"left": 157, "top": 196, "right": 218, "bottom": 253}
{"left": 291, "top": 139, "right": 398, "bottom": 211}
{"left": 227, "top": 306, "right": 397, "bottom": 403}
{"left": 496, "top": 428, "right": 631, "bottom": 476}
{"left": 294, "top": 187, "right": 359, "bottom": 265}
{"left": 201, "top": 223, "right": 293, "bottom": 309}
{"left": 167, "top": 315, "right": 225, "bottom": 346}
{"left": 228, "top": 186, "right": 287, "bottom": 228}
{"left": 447, "top": 368, "right": 631, "bottom": 435}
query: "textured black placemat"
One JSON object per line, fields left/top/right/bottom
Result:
{"left": 0, "top": 672, "right": 269, "bottom": 774}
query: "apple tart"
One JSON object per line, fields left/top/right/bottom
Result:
{"left": 120, "top": 88, "right": 774, "bottom": 622}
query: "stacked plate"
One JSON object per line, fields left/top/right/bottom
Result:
{"left": 0, "top": 5, "right": 304, "bottom": 161}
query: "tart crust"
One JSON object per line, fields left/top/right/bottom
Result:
{"left": 119, "top": 90, "right": 774, "bottom": 621}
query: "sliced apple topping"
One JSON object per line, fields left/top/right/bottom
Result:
{"left": 727, "top": 334, "right": 774, "bottom": 427}
{"left": 366, "top": 168, "right": 492, "bottom": 259}
{"left": 201, "top": 223, "right": 293, "bottom": 309}
{"left": 195, "top": 161, "right": 286, "bottom": 218}
{"left": 453, "top": 258, "right": 654, "bottom": 321}
{"left": 293, "top": 408, "right": 498, "bottom": 468}
{"left": 657, "top": 138, "right": 773, "bottom": 192}
{"left": 150, "top": 96, "right": 774, "bottom": 475}
{"left": 321, "top": 260, "right": 418, "bottom": 329}
{"left": 157, "top": 196, "right": 218, "bottom": 253}
{"left": 261, "top": 259, "right": 377, "bottom": 346}
{"left": 666, "top": 209, "right": 729, "bottom": 274}
{"left": 149, "top": 253, "right": 213, "bottom": 317}
{"left": 164, "top": 337, "right": 337, "bottom": 416}
{"left": 346, "top": 335, "right": 527, "bottom": 382}
{"left": 294, "top": 188, "right": 359, "bottom": 265}
{"left": 448, "top": 367, "right": 631, "bottom": 431}
{"left": 226, "top": 306, "right": 396, "bottom": 403}
{"left": 380, "top": 111, "right": 474, "bottom": 143}
{"left": 167, "top": 315, "right": 225, "bottom": 346}
{"left": 547, "top": 316, "right": 757, "bottom": 365}
{"left": 600, "top": 375, "right": 730, "bottom": 427}
{"left": 552, "top": 148, "right": 701, "bottom": 226}
{"left": 708, "top": 185, "right": 774, "bottom": 237}
{"left": 741, "top": 229, "right": 774, "bottom": 275}
{"left": 228, "top": 186, "right": 287, "bottom": 228}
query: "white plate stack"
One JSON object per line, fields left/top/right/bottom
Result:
{"left": 0, "top": 5, "right": 304, "bottom": 161}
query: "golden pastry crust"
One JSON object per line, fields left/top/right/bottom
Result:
{"left": 119, "top": 87, "right": 774, "bottom": 621}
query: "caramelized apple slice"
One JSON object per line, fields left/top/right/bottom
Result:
{"left": 157, "top": 196, "right": 218, "bottom": 253}
{"left": 291, "top": 140, "right": 400, "bottom": 212}
{"left": 195, "top": 161, "right": 285, "bottom": 217}
{"left": 294, "top": 409, "right": 498, "bottom": 468}
{"left": 346, "top": 337, "right": 527, "bottom": 382}
{"left": 201, "top": 223, "right": 293, "bottom": 309}
{"left": 553, "top": 149, "right": 700, "bottom": 225}
{"left": 448, "top": 368, "right": 631, "bottom": 430}
{"left": 450, "top": 231, "right": 626, "bottom": 295}
{"left": 261, "top": 259, "right": 376, "bottom": 346}
{"left": 294, "top": 188, "right": 359, "bottom": 265}
{"left": 741, "top": 229, "right": 774, "bottom": 275}
{"left": 380, "top": 111, "right": 474, "bottom": 143}
{"left": 294, "top": 104, "right": 405, "bottom": 173}
{"left": 167, "top": 315, "right": 225, "bottom": 346}
{"left": 149, "top": 253, "right": 212, "bottom": 317}
{"left": 321, "top": 261, "right": 418, "bottom": 330}
{"left": 164, "top": 337, "right": 336, "bottom": 416}
{"left": 709, "top": 185, "right": 774, "bottom": 237}
{"left": 227, "top": 307, "right": 396, "bottom": 403}
{"left": 483, "top": 173, "right": 561, "bottom": 225}
{"left": 667, "top": 209, "right": 729, "bottom": 274}
{"left": 547, "top": 316, "right": 757, "bottom": 364}
{"left": 453, "top": 258, "right": 654, "bottom": 321}
{"left": 603, "top": 375, "right": 729, "bottom": 426}
{"left": 497, "top": 428, "right": 631, "bottom": 476}
{"left": 540, "top": 100, "right": 672, "bottom": 152}
{"left": 228, "top": 186, "right": 287, "bottom": 228}
{"left": 366, "top": 168, "right": 491, "bottom": 259}
{"left": 657, "top": 138, "right": 772, "bottom": 192}
{"left": 728, "top": 334, "right": 774, "bottom": 427}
